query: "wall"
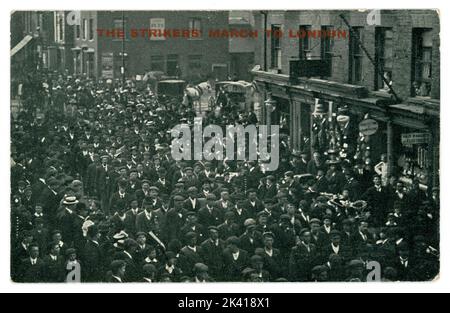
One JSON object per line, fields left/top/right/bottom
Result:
{"left": 95, "top": 11, "right": 230, "bottom": 81}
{"left": 253, "top": 10, "right": 440, "bottom": 101}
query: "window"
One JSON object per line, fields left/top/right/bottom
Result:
{"left": 189, "top": 18, "right": 202, "bottom": 38}
{"left": 150, "top": 56, "right": 164, "bottom": 72}
{"left": 271, "top": 25, "right": 282, "bottom": 70}
{"left": 75, "top": 24, "right": 81, "bottom": 39}
{"left": 321, "top": 26, "right": 333, "bottom": 75}
{"left": 55, "top": 15, "right": 63, "bottom": 42}
{"left": 349, "top": 27, "right": 363, "bottom": 84}
{"left": 412, "top": 28, "right": 433, "bottom": 97}
{"left": 82, "top": 18, "right": 87, "bottom": 40}
{"left": 188, "top": 55, "right": 202, "bottom": 70}
{"left": 375, "top": 28, "right": 394, "bottom": 91}
{"left": 89, "top": 18, "right": 94, "bottom": 40}
{"left": 167, "top": 55, "right": 180, "bottom": 77}
{"left": 59, "top": 18, "right": 64, "bottom": 41}
{"left": 299, "top": 25, "right": 311, "bottom": 60}
{"left": 113, "top": 19, "right": 129, "bottom": 40}
{"left": 37, "top": 13, "right": 42, "bottom": 29}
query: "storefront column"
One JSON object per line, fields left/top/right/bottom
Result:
{"left": 387, "top": 120, "right": 395, "bottom": 177}
{"left": 430, "top": 120, "right": 440, "bottom": 189}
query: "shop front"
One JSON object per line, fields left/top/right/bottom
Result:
{"left": 252, "top": 70, "right": 440, "bottom": 193}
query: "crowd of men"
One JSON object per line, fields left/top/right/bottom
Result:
{"left": 11, "top": 72, "right": 440, "bottom": 283}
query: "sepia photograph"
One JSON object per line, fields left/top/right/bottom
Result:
{"left": 9, "top": 8, "right": 441, "bottom": 287}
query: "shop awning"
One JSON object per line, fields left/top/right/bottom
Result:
{"left": 11, "top": 35, "right": 33, "bottom": 57}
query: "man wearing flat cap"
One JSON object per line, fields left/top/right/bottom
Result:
{"left": 312, "top": 265, "right": 329, "bottom": 282}
{"left": 135, "top": 180, "right": 151, "bottom": 205}
{"left": 289, "top": 229, "right": 319, "bottom": 282}
{"left": 180, "top": 212, "right": 205, "bottom": 243}
{"left": 135, "top": 198, "right": 165, "bottom": 239}
{"left": 310, "top": 218, "right": 329, "bottom": 252}
{"left": 106, "top": 260, "right": 126, "bottom": 283}
{"left": 184, "top": 187, "right": 201, "bottom": 212}
{"left": 258, "top": 176, "right": 278, "bottom": 201}
{"left": 154, "top": 167, "right": 171, "bottom": 196}
{"left": 198, "top": 194, "right": 224, "bottom": 228}
{"left": 243, "top": 189, "right": 264, "bottom": 218}
{"left": 109, "top": 179, "right": 131, "bottom": 215}
{"left": 223, "top": 236, "right": 250, "bottom": 282}
{"left": 199, "top": 226, "right": 225, "bottom": 280}
{"left": 165, "top": 195, "right": 187, "bottom": 242}
{"left": 193, "top": 263, "right": 213, "bottom": 282}
{"left": 239, "top": 218, "right": 263, "bottom": 255}
{"left": 217, "top": 211, "right": 241, "bottom": 241}
{"left": 179, "top": 232, "right": 203, "bottom": 276}
{"left": 96, "top": 154, "right": 113, "bottom": 215}
{"left": 261, "top": 232, "right": 283, "bottom": 280}
{"left": 123, "top": 198, "right": 140, "bottom": 235}
{"left": 247, "top": 254, "right": 271, "bottom": 282}
{"left": 320, "top": 230, "right": 351, "bottom": 264}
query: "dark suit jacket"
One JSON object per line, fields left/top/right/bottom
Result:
{"left": 165, "top": 208, "right": 187, "bottom": 243}
{"left": 321, "top": 243, "right": 352, "bottom": 263}
{"left": 258, "top": 184, "right": 277, "bottom": 201}
{"left": 158, "top": 264, "right": 184, "bottom": 282}
{"left": 222, "top": 248, "right": 249, "bottom": 282}
{"left": 17, "top": 258, "right": 45, "bottom": 283}
{"left": 239, "top": 232, "right": 263, "bottom": 255}
{"left": 198, "top": 206, "right": 224, "bottom": 227}
{"left": 262, "top": 248, "right": 283, "bottom": 280}
{"left": 217, "top": 222, "right": 241, "bottom": 241}
{"left": 180, "top": 223, "right": 206, "bottom": 244}
{"left": 42, "top": 255, "right": 65, "bottom": 282}
{"left": 105, "top": 274, "right": 123, "bottom": 283}
{"left": 109, "top": 192, "right": 132, "bottom": 214}
{"left": 179, "top": 246, "right": 203, "bottom": 276}
{"left": 243, "top": 200, "right": 264, "bottom": 218}
{"left": 247, "top": 168, "right": 263, "bottom": 189}
{"left": 81, "top": 240, "right": 103, "bottom": 282}
{"left": 200, "top": 239, "right": 226, "bottom": 278}
{"left": 363, "top": 186, "right": 389, "bottom": 224}
{"left": 289, "top": 243, "right": 319, "bottom": 282}
{"left": 184, "top": 198, "right": 202, "bottom": 212}
{"left": 123, "top": 209, "right": 139, "bottom": 235}
{"left": 115, "top": 251, "right": 140, "bottom": 282}
{"left": 135, "top": 210, "right": 165, "bottom": 235}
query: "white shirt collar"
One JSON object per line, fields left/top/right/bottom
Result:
{"left": 166, "top": 264, "right": 174, "bottom": 274}
{"left": 332, "top": 244, "right": 340, "bottom": 254}
{"left": 112, "top": 275, "right": 122, "bottom": 282}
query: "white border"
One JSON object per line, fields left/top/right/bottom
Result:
{"left": 1, "top": 0, "right": 449, "bottom": 293}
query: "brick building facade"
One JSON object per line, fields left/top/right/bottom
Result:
{"left": 251, "top": 10, "right": 440, "bottom": 191}
{"left": 67, "top": 11, "right": 231, "bottom": 82}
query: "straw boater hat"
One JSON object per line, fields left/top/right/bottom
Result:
{"left": 63, "top": 196, "right": 79, "bottom": 206}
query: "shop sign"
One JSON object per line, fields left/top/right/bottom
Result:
{"left": 401, "top": 133, "right": 430, "bottom": 146}
{"left": 101, "top": 52, "right": 114, "bottom": 79}
{"left": 359, "top": 119, "right": 379, "bottom": 136}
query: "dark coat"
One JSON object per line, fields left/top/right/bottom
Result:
{"left": 200, "top": 239, "right": 226, "bottom": 279}
{"left": 179, "top": 246, "right": 203, "bottom": 276}
{"left": 198, "top": 206, "right": 224, "bottom": 228}
{"left": 17, "top": 258, "right": 45, "bottom": 283}
{"left": 289, "top": 243, "right": 319, "bottom": 282}
{"left": 222, "top": 248, "right": 249, "bottom": 282}
{"left": 42, "top": 255, "right": 65, "bottom": 282}
{"left": 81, "top": 240, "right": 103, "bottom": 282}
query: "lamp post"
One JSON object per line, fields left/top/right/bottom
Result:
{"left": 121, "top": 11, "right": 126, "bottom": 86}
